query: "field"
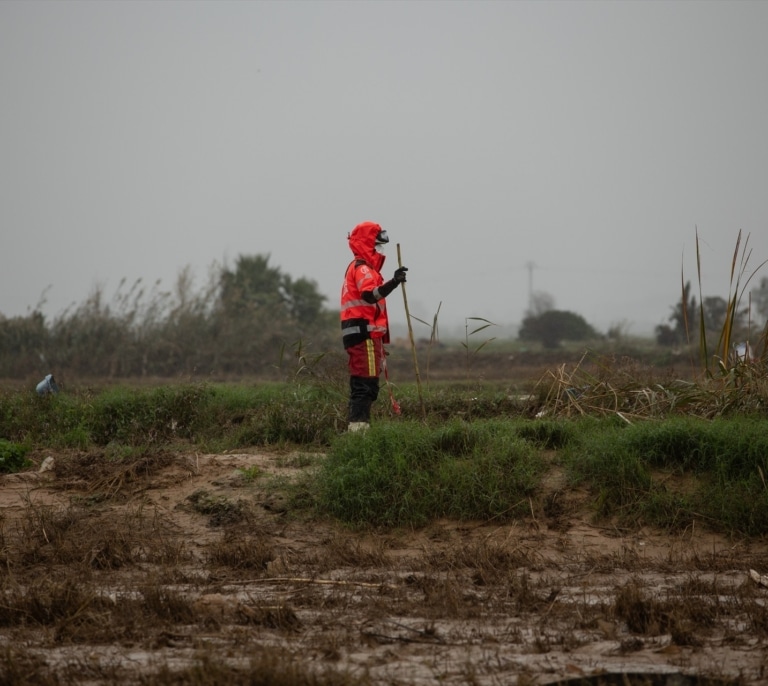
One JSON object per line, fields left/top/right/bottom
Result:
{"left": 3, "top": 450, "right": 768, "bottom": 684}
{"left": 1, "top": 348, "right": 768, "bottom": 685}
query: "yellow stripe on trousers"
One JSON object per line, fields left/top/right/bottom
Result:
{"left": 365, "top": 339, "right": 376, "bottom": 376}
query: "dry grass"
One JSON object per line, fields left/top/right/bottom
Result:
{"left": 52, "top": 450, "right": 180, "bottom": 496}
{"left": 534, "top": 348, "right": 768, "bottom": 421}
{"left": 205, "top": 529, "right": 275, "bottom": 570}
{"left": 7, "top": 501, "right": 185, "bottom": 570}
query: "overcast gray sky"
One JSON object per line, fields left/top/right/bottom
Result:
{"left": 2, "top": 0, "right": 767, "bottom": 339}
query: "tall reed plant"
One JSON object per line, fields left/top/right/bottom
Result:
{"left": 691, "top": 229, "right": 767, "bottom": 376}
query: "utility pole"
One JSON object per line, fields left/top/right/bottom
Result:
{"left": 525, "top": 261, "right": 536, "bottom": 313}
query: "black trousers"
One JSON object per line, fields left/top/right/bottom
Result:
{"left": 348, "top": 375, "right": 380, "bottom": 422}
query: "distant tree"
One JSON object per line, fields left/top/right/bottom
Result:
{"left": 702, "top": 296, "right": 729, "bottom": 333}
{"left": 656, "top": 280, "right": 697, "bottom": 346}
{"left": 285, "top": 276, "right": 328, "bottom": 329}
{"left": 219, "top": 255, "right": 288, "bottom": 315}
{"left": 214, "top": 254, "right": 331, "bottom": 372}
{"left": 528, "top": 291, "right": 555, "bottom": 317}
{"left": 653, "top": 323, "right": 675, "bottom": 346}
{"left": 700, "top": 295, "right": 749, "bottom": 335}
{"left": 218, "top": 255, "right": 327, "bottom": 324}
{"left": 606, "top": 320, "right": 631, "bottom": 341}
{"left": 518, "top": 310, "right": 598, "bottom": 349}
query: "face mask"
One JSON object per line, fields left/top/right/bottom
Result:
{"left": 375, "top": 243, "right": 387, "bottom": 255}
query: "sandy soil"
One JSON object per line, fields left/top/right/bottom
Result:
{"left": 1, "top": 449, "right": 767, "bottom": 685}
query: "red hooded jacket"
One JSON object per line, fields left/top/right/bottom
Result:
{"left": 340, "top": 222, "right": 390, "bottom": 348}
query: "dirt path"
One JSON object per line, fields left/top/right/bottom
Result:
{"left": 1, "top": 450, "right": 767, "bottom": 685}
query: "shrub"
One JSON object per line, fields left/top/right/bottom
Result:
{"left": 314, "top": 421, "right": 543, "bottom": 527}
{"left": 0, "top": 439, "right": 30, "bottom": 473}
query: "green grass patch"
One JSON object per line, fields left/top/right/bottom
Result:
{"left": 311, "top": 420, "right": 544, "bottom": 528}
{"left": 0, "top": 382, "right": 343, "bottom": 450}
{"left": 4, "top": 378, "right": 768, "bottom": 537}
{"left": 564, "top": 416, "right": 768, "bottom": 535}
{"left": 395, "top": 384, "right": 532, "bottom": 423}
{"left": 0, "top": 439, "right": 30, "bottom": 473}
{"left": 237, "top": 465, "right": 262, "bottom": 483}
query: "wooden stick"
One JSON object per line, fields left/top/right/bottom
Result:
{"left": 397, "top": 243, "right": 426, "bottom": 421}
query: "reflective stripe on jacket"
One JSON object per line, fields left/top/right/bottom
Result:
{"left": 341, "top": 259, "right": 390, "bottom": 348}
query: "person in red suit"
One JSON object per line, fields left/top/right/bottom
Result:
{"left": 340, "top": 221, "right": 408, "bottom": 432}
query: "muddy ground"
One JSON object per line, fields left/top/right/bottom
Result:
{"left": 2, "top": 449, "right": 768, "bottom": 685}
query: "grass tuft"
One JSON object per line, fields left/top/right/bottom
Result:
{"left": 312, "top": 421, "right": 543, "bottom": 527}
{"left": 0, "top": 439, "right": 30, "bottom": 473}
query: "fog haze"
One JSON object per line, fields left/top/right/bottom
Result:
{"left": 2, "top": 0, "right": 767, "bottom": 340}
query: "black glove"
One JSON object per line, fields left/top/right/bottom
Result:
{"left": 393, "top": 266, "right": 408, "bottom": 284}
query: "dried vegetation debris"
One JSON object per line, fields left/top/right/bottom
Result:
{"left": 0, "top": 450, "right": 765, "bottom": 685}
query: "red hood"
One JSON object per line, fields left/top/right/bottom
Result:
{"left": 348, "top": 221, "right": 386, "bottom": 272}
